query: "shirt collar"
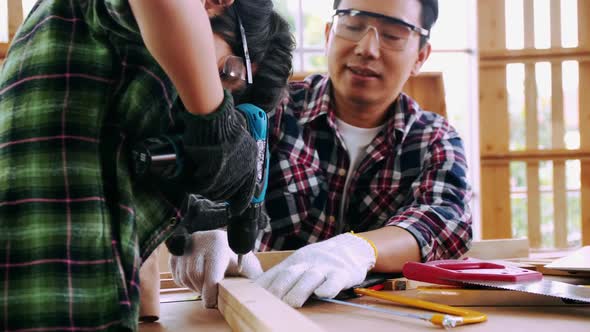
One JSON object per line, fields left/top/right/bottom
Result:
{"left": 297, "top": 74, "right": 421, "bottom": 145}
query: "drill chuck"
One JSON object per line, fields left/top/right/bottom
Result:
{"left": 131, "top": 135, "right": 186, "bottom": 181}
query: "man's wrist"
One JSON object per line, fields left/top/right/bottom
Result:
{"left": 348, "top": 231, "right": 379, "bottom": 265}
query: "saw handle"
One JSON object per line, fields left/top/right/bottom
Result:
{"left": 403, "top": 258, "right": 543, "bottom": 286}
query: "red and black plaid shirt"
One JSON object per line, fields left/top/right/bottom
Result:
{"left": 256, "top": 74, "right": 472, "bottom": 262}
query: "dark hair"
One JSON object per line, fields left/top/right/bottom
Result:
{"left": 332, "top": 0, "right": 438, "bottom": 48}
{"left": 211, "top": 0, "right": 295, "bottom": 112}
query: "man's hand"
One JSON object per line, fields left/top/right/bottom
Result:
{"left": 169, "top": 230, "right": 263, "bottom": 308}
{"left": 255, "top": 233, "right": 377, "bottom": 307}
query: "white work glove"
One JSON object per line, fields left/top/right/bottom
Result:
{"left": 256, "top": 233, "right": 377, "bottom": 307}
{"left": 169, "top": 230, "right": 263, "bottom": 308}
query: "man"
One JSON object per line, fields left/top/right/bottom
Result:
{"left": 171, "top": 0, "right": 471, "bottom": 308}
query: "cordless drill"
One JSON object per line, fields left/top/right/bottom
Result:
{"left": 131, "top": 104, "right": 269, "bottom": 266}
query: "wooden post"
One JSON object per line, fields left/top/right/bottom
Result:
{"left": 7, "top": 0, "right": 23, "bottom": 39}
{"left": 523, "top": 0, "right": 542, "bottom": 248}
{"left": 479, "top": 0, "right": 512, "bottom": 239}
{"left": 549, "top": 0, "right": 567, "bottom": 248}
{"left": 580, "top": 0, "right": 590, "bottom": 246}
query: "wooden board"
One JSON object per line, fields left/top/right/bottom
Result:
{"left": 463, "top": 238, "right": 530, "bottom": 260}
{"left": 217, "top": 278, "right": 324, "bottom": 332}
{"left": 545, "top": 246, "right": 590, "bottom": 272}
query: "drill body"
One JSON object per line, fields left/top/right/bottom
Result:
{"left": 131, "top": 104, "right": 269, "bottom": 257}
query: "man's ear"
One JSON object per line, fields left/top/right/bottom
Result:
{"left": 324, "top": 22, "right": 332, "bottom": 55}
{"left": 411, "top": 42, "right": 432, "bottom": 76}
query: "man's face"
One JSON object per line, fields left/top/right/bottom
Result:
{"left": 326, "top": 0, "right": 431, "bottom": 111}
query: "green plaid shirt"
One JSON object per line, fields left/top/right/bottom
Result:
{"left": 0, "top": 1, "right": 219, "bottom": 330}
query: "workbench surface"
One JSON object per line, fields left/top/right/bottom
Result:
{"left": 140, "top": 289, "right": 590, "bottom": 332}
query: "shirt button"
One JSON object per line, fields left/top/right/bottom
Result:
{"left": 338, "top": 169, "right": 346, "bottom": 176}
{"left": 328, "top": 216, "right": 336, "bottom": 223}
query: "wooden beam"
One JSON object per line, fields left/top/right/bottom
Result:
{"left": 580, "top": 0, "right": 590, "bottom": 247}
{"left": 477, "top": 0, "right": 505, "bottom": 53}
{"left": 481, "top": 149, "right": 590, "bottom": 163}
{"left": 0, "top": 42, "right": 9, "bottom": 59}
{"left": 579, "top": 0, "right": 590, "bottom": 50}
{"left": 218, "top": 278, "right": 324, "bottom": 332}
{"left": 524, "top": 61, "right": 541, "bottom": 248}
{"left": 479, "top": 64, "right": 511, "bottom": 239}
{"left": 581, "top": 62, "right": 590, "bottom": 246}
{"left": 480, "top": 49, "right": 590, "bottom": 66}
{"left": 464, "top": 238, "right": 530, "bottom": 260}
{"left": 255, "top": 250, "right": 294, "bottom": 272}
{"left": 7, "top": 0, "right": 23, "bottom": 39}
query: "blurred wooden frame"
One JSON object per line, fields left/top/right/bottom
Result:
{"left": 1, "top": 0, "right": 24, "bottom": 64}
{"left": 289, "top": 71, "right": 447, "bottom": 118}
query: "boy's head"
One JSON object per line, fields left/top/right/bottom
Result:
{"left": 211, "top": 0, "right": 295, "bottom": 112}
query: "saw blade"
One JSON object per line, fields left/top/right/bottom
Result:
{"left": 454, "top": 279, "right": 590, "bottom": 304}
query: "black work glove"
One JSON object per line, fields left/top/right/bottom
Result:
{"left": 180, "top": 90, "right": 257, "bottom": 216}
{"left": 165, "top": 194, "right": 270, "bottom": 256}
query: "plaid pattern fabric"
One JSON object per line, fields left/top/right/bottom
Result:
{"left": 257, "top": 74, "right": 472, "bottom": 262}
{"left": 0, "top": 1, "right": 194, "bottom": 330}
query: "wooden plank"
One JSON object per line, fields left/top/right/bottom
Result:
{"left": 524, "top": 0, "right": 534, "bottom": 49}
{"left": 526, "top": 162, "right": 542, "bottom": 248}
{"left": 481, "top": 163, "right": 512, "bottom": 239}
{"left": 524, "top": 61, "right": 541, "bottom": 248}
{"left": 401, "top": 72, "right": 447, "bottom": 117}
{"left": 217, "top": 278, "right": 324, "bottom": 332}
{"left": 552, "top": 64, "right": 567, "bottom": 248}
{"left": 479, "top": 67, "right": 509, "bottom": 154}
{"left": 480, "top": 49, "right": 590, "bottom": 67}
{"left": 545, "top": 246, "right": 590, "bottom": 272}
{"left": 464, "top": 238, "right": 530, "bottom": 260}
{"left": 580, "top": 0, "right": 590, "bottom": 50}
{"left": 479, "top": 63, "right": 511, "bottom": 238}
{"left": 581, "top": 62, "right": 590, "bottom": 246}
{"left": 157, "top": 244, "right": 170, "bottom": 273}
{"left": 7, "top": 0, "right": 23, "bottom": 39}
{"left": 477, "top": 0, "right": 505, "bottom": 53}
{"left": 550, "top": 0, "right": 561, "bottom": 48}
{"left": 481, "top": 149, "right": 590, "bottom": 162}
{"left": 580, "top": 2, "right": 590, "bottom": 247}
{"left": 0, "top": 42, "right": 9, "bottom": 59}
{"left": 255, "top": 250, "right": 294, "bottom": 272}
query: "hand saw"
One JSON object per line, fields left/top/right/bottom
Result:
{"left": 402, "top": 258, "right": 590, "bottom": 303}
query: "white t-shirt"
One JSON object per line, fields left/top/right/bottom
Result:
{"left": 335, "top": 117, "right": 384, "bottom": 226}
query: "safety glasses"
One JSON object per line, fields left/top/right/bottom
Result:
{"left": 332, "top": 9, "right": 429, "bottom": 51}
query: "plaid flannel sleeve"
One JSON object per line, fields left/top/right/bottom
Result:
{"left": 386, "top": 122, "right": 473, "bottom": 262}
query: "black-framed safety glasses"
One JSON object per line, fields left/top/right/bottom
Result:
{"left": 332, "top": 9, "right": 430, "bottom": 51}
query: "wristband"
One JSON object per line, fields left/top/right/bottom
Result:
{"left": 349, "top": 231, "right": 379, "bottom": 262}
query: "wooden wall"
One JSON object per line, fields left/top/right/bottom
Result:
{"left": 478, "top": 0, "right": 590, "bottom": 247}
{"left": 0, "top": 0, "right": 23, "bottom": 64}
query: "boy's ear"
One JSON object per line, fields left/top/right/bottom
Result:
{"left": 204, "top": 0, "right": 235, "bottom": 17}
